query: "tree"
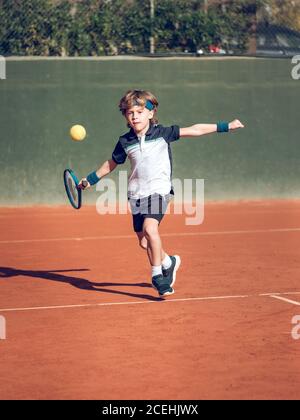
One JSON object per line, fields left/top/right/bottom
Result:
{"left": 69, "top": 0, "right": 149, "bottom": 56}
{"left": 1, "top": 0, "right": 289, "bottom": 57}
{"left": 207, "top": 0, "right": 263, "bottom": 54}
{"left": 263, "top": 0, "right": 300, "bottom": 31}
{"left": 0, "top": 0, "right": 72, "bottom": 56}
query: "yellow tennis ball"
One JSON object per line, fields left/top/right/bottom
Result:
{"left": 70, "top": 125, "right": 86, "bottom": 141}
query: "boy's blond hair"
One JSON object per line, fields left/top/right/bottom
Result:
{"left": 119, "top": 90, "right": 159, "bottom": 125}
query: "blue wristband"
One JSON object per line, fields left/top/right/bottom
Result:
{"left": 217, "top": 121, "right": 229, "bottom": 133}
{"left": 86, "top": 171, "right": 100, "bottom": 186}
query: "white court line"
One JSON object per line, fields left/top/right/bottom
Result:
{"left": 1, "top": 291, "right": 300, "bottom": 314}
{"left": 269, "top": 295, "right": 300, "bottom": 306}
{"left": 0, "top": 294, "right": 249, "bottom": 313}
{"left": 260, "top": 291, "right": 300, "bottom": 296}
{"left": 1, "top": 227, "right": 300, "bottom": 245}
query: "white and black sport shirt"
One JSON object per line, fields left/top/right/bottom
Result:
{"left": 112, "top": 124, "right": 180, "bottom": 199}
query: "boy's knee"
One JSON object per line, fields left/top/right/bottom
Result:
{"left": 143, "top": 222, "right": 159, "bottom": 239}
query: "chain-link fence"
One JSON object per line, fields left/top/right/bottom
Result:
{"left": 0, "top": 0, "right": 299, "bottom": 57}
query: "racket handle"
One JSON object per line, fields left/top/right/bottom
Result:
{"left": 80, "top": 180, "right": 89, "bottom": 190}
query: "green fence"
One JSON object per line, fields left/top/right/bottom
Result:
{"left": 0, "top": 57, "right": 299, "bottom": 205}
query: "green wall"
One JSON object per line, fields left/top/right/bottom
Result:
{"left": 0, "top": 57, "right": 299, "bottom": 205}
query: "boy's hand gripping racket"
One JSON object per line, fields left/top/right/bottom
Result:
{"left": 63, "top": 169, "right": 88, "bottom": 210}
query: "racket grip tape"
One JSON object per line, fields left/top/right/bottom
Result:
{"left": 81, "top": 180, "right": 89, "bottom": 189}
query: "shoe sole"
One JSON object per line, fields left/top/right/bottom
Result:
{"left": 152, "top": 284, "right": 174, "bottom": 297}
{"left": 170, "top": 255, "right": 181, "bottom": 288}
{"left": 159, "top": 289, "right": 174, "bottom": 297}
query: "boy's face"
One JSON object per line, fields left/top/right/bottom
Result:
{"left": 125, "top": 105, "right": 154, "bottom": 135}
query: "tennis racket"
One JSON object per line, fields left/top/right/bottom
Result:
{"left": 63, "top": 169, "right": 88, "bottom": 210}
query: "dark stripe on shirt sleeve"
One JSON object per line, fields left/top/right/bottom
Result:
{"left": 112, "top": 140, "right": 127, "bottom": 164}
{"left": 162, "top": 125, "right": 180, "bottom": 143}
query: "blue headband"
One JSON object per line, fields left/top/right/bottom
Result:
{"left": 145, "top": 100, "right": 154, "bottom": 111}
{"left": 133, "top": 99, "right": 154, "bottom": 111}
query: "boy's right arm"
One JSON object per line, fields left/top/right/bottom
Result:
{"left": 78, "top": 159, "right": 118, "bottom": 189}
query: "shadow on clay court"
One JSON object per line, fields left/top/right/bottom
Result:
{"left": 0, "top": 266, "right": 162, "bottom": 302}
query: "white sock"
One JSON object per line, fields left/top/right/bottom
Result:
{"left": 152, "top": 265, "right": 162, "bottom": 277}
{"left": 162, "top": 254, "right": 172, "bottom": 270}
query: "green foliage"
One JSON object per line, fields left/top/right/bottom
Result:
{"left": 212, "top": 2, "right": 256, "bottom": 53}
{"left": 153, "top": 0, "right": 256, "bottom": 53}
{"left": 263, "top": 0, "right": 300, "bottom": 31}
{"left": 0, "top": 0, "right": 72, "bottom": 56}
{"left": 68, "top": 0, "right": 152, "bottom": 56}
{"left": 0, "top": 0, "right": 293, "bottom": 57}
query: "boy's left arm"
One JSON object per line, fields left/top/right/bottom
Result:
{"left": 179, "top": 119, "right": 244, "bottom": 137}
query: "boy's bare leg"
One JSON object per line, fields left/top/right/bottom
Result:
{"left": 142, "top": 218, "right": 163, "bottom": 267}
{"left": 141, "top": 218, "right": 175, "bottom": 296}
{"left": 137, "top": 231, "right": 166, "bottom": 263}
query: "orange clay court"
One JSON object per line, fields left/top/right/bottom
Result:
{"left": 0, "top": 200, "right": 300, "bottom": 400}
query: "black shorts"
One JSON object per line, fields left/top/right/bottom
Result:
{"left": 129, "top": 193, "right": 171, "bottom": 233}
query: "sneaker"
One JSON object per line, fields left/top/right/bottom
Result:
{"left": 162, "top": 255, "right": 181, "bottom": 287}
{"left": 152, "top": 274, "right": 174, "bottom": 297}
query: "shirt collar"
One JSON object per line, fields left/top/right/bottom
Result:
{"left": 128, "top": 124, "right": 156, "bottom": 140}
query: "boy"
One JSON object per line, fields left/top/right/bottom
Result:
{"left": 79, "top": 89, "right": 244, "bottom": 297}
